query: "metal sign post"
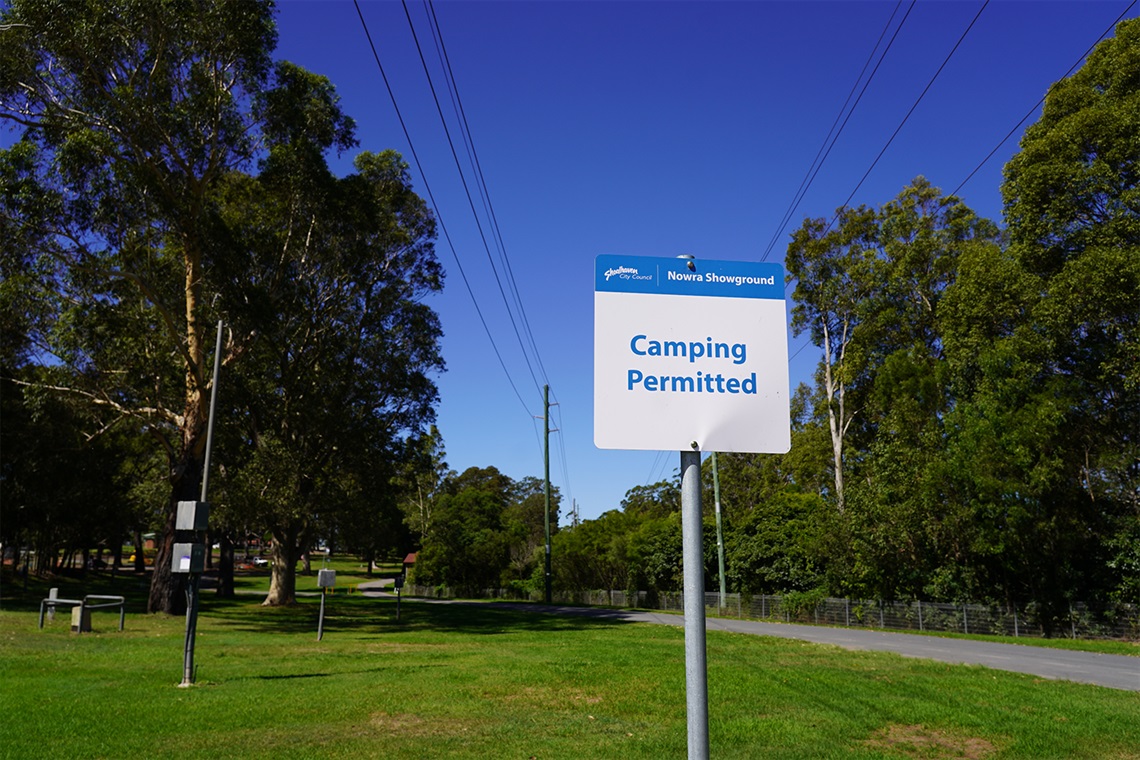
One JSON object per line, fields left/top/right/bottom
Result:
{"left": 318, "top": 568, "right": 336, "bottom": 640}
{"left": 680, "top": 447, "right": 708, "bottom": 759}
{"left": 594, "top": 255, "right": 789, "bottom": 759}
{"left": 176, "top": 320, "right": 223, "bottom": 688}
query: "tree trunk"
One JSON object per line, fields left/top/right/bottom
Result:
{"left": 148, "top": 504, "right": 186, "bottom": 614}
{"left": 147, "top": 234, "right": 209, "bottom": 614}
{"left": 217, "top": 534, "right": 235, "bottom": 598}
{"left": 148, "top": 449, "right": 204, "bottom": 613}
{"left": 822, "top": 319, "right": 847, "bottom": 514}
{"left": 263, "top": 537, "right": 300, "bottom": 606}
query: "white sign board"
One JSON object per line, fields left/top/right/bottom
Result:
{"left": 594, "top": 254, "right": 790, "bottom": 453}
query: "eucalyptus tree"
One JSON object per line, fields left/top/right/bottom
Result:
{"left": 0, "top": 0, "right": 282, "bottom": 611}
{"left": 218, "top": 135, "right": 443, "bottom": 605}
{"left": 0, "top": 1, "right": 445, "bottom": 612}
{"left": 785, "top": 205, "right": 878, "bottom": 513}
{"left": 787, "top": 178, "right": 1002, "bottom": 599}
{"left": 414, "top": 467, "right": 515, "bottom": 594}
{"left": 394, "top": 426, "right": 450, "bottom": 546}
{"left": 938, "top": 17, "right": 1140, "bottom": 615}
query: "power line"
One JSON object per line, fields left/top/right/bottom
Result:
{"left": 950, "top": 0, "right": 1138, "bottom": 199}
{"left": 824, "top": 0, "right": 990, "bottom": 234}
{"left": 409, "top": 0, "right": 567, "bottom": 487}
{"left": 352, "top": 0, "right": 536, "bottom": 417}
{"left": 551, "top": 401, "right": 575, "bottom": 518}
{"left": 399, "top": 0, "right": 548, "bottom": 402}
{"left": 423, "top": 0, "right": 551, "bottom": 389}
{"left": 760, "top": 0, "right": 914, "bottom": 263}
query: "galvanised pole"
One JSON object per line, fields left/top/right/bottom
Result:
{"left": 182, "top": 319, "right": 223, "bottom": 687}
{"left": 544, "top": 384, "right": 552, "bottom": 605}
{"left": 681, "top": 447, "right": 709, "bottom": 759}
{"left": 712, "top": 452, "right": 726, "bottom": 607}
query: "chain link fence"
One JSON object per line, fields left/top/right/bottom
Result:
{"left": 406, "top": 584, "right": 1140, "bottom": 641}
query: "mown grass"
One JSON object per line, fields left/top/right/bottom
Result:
{"left": 1, "top": 572, "right": 1138, "bottom": 759}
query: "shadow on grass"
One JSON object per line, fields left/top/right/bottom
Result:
{"left": 0, "top": 567, "right": 152, "bottom": 614}
{"left": 2, "top": 568, "right": 636, "bottom": 640}
{"left": 199, "top": 594, "right": 635, "bottom": 638}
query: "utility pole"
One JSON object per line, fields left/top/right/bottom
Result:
{"left": 543, "top": 384, "right": 552, "bottom": 605}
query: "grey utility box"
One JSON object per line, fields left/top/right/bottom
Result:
{"left": 317, "top": 569, "right": 336, "bottom": 588}
{"left": 172, "top": 543, "right": 206, "bottom": 574}
{"left": 176, "top": 501, "right": 210, "bottom": 531}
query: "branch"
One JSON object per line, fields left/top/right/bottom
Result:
{"left": 8, "top": 376, "right": 180, "bottom": 427}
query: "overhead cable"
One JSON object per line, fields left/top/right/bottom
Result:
{"left": 950, "top": 0, "right": 1138, "bottom": 199}
{"left": 760, "top": 0, "right": 914, "bottom": 263}
{"left": 824, "top": 0, "right": 990, "bottom": 233}
{"left": 400, "top": 0, "right": 548, "bottom": 402}
{"left": 352, "top": 0, "right": 535, "bottom": 417}
{"left": 423, "top": 0, "right": 552, "bottom": 389}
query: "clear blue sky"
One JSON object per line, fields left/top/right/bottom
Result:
{"left": 270, "top": 0, "right": 1129, "bottom": 522}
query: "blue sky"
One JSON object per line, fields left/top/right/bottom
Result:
{"left": 271, "top": 0, "right": 1128, "bottom": 522}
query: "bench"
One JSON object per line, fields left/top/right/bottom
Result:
{"left": 39, "top": 590, "right": 126, "bottom": 633}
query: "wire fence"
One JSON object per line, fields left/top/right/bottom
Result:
{"left": 406, "top": 584, "right": 1140, "bottom": 641}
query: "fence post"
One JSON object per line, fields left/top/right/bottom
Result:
{"left": 963, "top": 604, "right": 969, "bottom": 635}
{"left": 845, "top": 598, "right": 850, "bottom": 628}
{"left": 918, "top": 600, "right": 923, "bottom": 632}
{"left": 879, "top": 601, "right": 884, "bottom": 628}
{"left": 1014, "top": 608, "right": 1019, "bottom": 638}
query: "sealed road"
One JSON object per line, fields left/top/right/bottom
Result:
{"left": 474, "top": 599, "right": 1140, "bottom": 692}
{"left": 357, "top": 583, "right": 1139, "bottom": 692}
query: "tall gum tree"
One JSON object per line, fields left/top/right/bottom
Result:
{"left": 991, "top": 16, "right": 1138, "bottom": 610}
{"left": 785, "top": 205, "right": 879, "bottom": 513}
{"left": 0, "top": 0, "right": 277, "bottom": 612}
{"left": 218, "top": 136, "right": 443, "bottom": 606}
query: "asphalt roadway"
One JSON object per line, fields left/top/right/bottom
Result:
{"left": 498, "top": 603, "right": 1140, "bottom": 692}
{"left": 361, "top": 585, "right": 1139, "bottom": 692}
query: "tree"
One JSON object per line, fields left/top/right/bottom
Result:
{"left": 552, "top": 509, "right": 638, "bottom": 594}
{"left": 395, "top": 426, "right": 450, "bottom": 546}
{"left": 218, "top": 140, "right": 443, "bottom": 605}
{"left": 0, "top": 0, "right": 278, "bottom": 612}
{"left": 415, "top": 468, "right": 513, "bottom": 594}
{"left": 938, "top": 17, "right": 1140, "bottom": 618}
{"left": 1, "top": 2, "right": 445, "bottom": 611}
{"left": 620, "top": 479, "right": 680, "bottom": 519}
{"left": 502, "top": 476, "right": 560, "bottom": 584}
{"left": 724, "top": 491, "right": 828, "bottom": 594}
{"left": 785, "top": 206, "right": 879, "bottom": 513}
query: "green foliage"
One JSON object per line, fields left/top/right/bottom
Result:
{"left": 415, "top": 466, "right": 560, "bottom": 594}
{"left": 553, "top": 509, "right": 639, "bottom": 593}
{"left": 1, "top": 1, "right": 446, "bottom": 610}
{"left": 724, "top": 491, "right": 828, "bottom": 595}
{"left": 578, "top": 29, "right": 1139, "bottom": 616}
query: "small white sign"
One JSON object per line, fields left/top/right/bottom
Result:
{"left": 594, "top": 255, "right": 790, "bottom": 453}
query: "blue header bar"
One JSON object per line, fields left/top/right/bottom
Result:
{"left": 595, "top": 254, "right": 784, "bottom": 299}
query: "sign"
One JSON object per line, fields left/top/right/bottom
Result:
{"left": 594, "top": 254, "right": 790, "bottom": 453}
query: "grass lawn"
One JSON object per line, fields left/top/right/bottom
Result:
{"left": 1, "top": 573, "right": 1138, "bottom": 759}
{"left": 230, "top": 554, "right": 400, "bottom": 595}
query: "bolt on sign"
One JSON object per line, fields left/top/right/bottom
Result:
{"left": 594, "top": 254, "right": 790, "bottom": 453}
